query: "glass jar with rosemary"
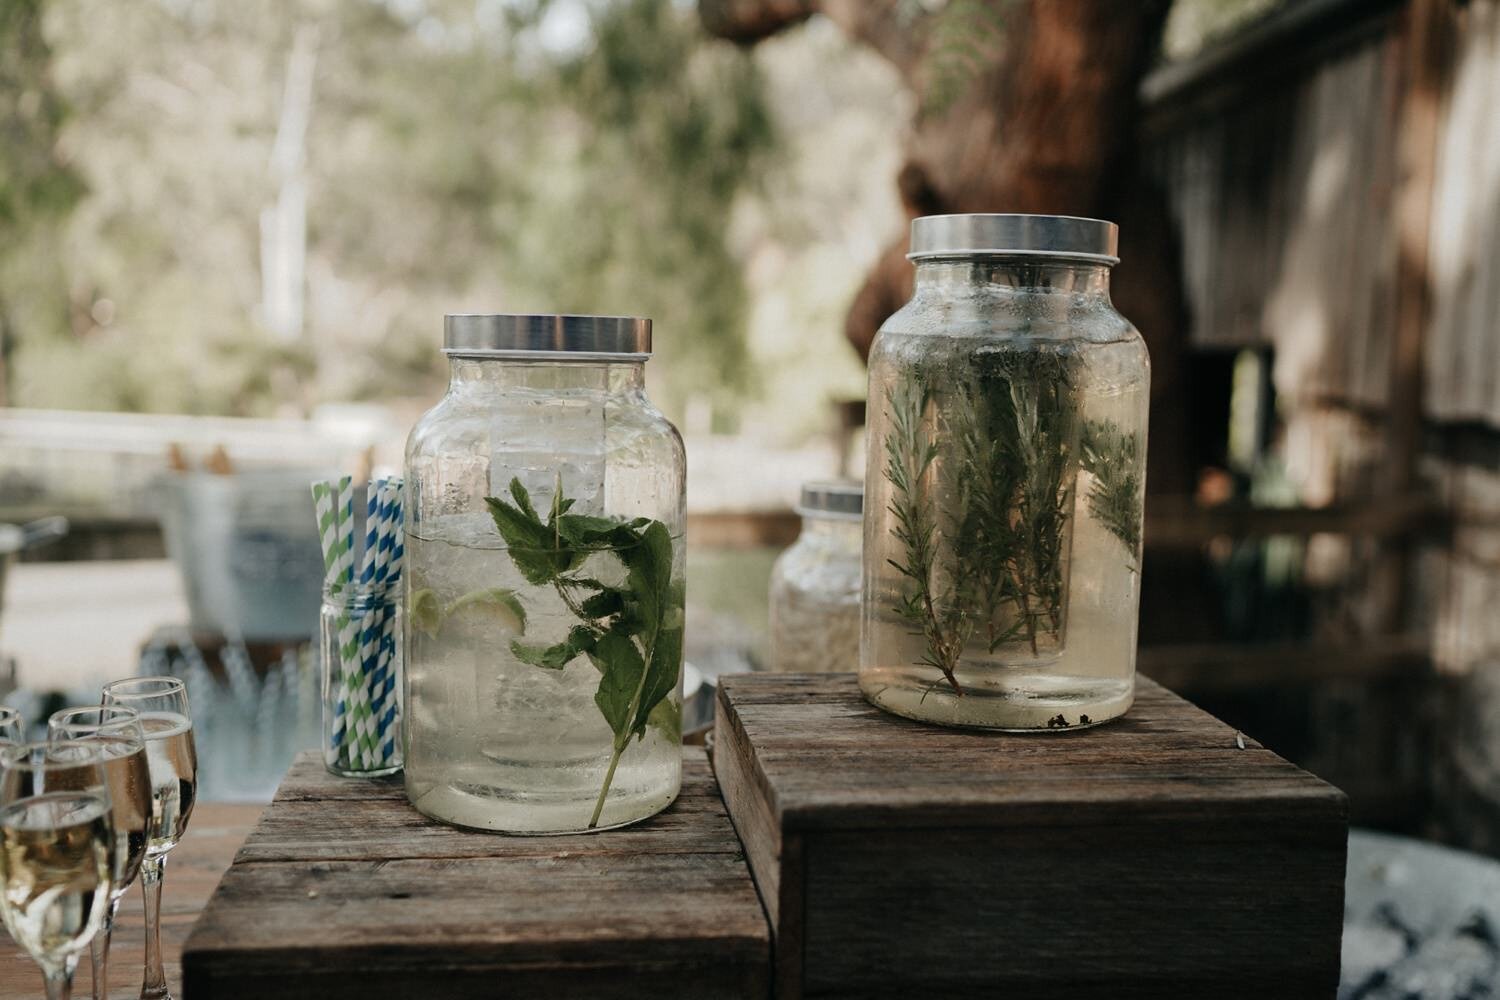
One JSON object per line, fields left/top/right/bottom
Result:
{"left": 859, "top": 215, "right": 1148, "bottom": 730}
{"left": 403, "top": 315, "right": 686, "bottom": 833}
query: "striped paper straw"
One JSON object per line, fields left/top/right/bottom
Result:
{"left": 351, "top": 480, "right": 386, "bottom": 767}
{"left": 371, "top": 479, "right": 404, "bottom": 766}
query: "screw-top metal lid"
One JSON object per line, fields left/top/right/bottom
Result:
{"left": 798, "top": 480, "right": 863, "bottom": 518}
{"left": 443, "top": 314, "right": 652, "bottom": 358}
{"left": 908, "top": 214, "right": 1119, "bottom": 264}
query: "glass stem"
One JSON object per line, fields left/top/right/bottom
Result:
{"left": 44, "top": 963, "right": 73, "bottom": 1000}
{"left": 90, "top": 897, "right": 119, "bottom": 1000}
{"left": 140, "top": 857, "right": 170, "bottom": 1000}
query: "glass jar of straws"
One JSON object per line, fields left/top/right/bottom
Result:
{"left": 314, "top": 476, "right": 405, "bottom": 778}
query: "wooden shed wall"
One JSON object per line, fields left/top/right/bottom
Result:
{"left": 1140, "top": 0, "right": 1500, "bottom": 663}
{"left": 1425, "top": 0, "right": 1500, "bottom": 428}
{"left": 1145, "top": 0, "right": 1500, "bottom": 436}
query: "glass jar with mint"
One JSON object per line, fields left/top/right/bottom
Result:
{"left": 860, "top": 215, "right": 1148, "bottom": 730}
{"left": 403, "top": 315, "right": 686, "bottom": 833}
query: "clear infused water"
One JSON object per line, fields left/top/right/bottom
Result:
{"left": 403, "top": 515, "right": 683, "bottom": 834}
{"left": 860, "top": 331, "right": 1148, "bottom": 730}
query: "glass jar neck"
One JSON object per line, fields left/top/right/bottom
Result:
{"left": 913, "top": 257, "right": 1113, "bottom": 298}
{"left": 800, "top": 513, "right": 863, "bottom": 547}
{"left": 447, "top": 355, "right": 646, "bottom": 393}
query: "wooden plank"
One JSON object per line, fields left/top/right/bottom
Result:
{"left": 1138, "top": 636, "right": 1432, "bottom": 691}
{"left": 714, "top": 673, "right": 1347, "bottom": 999}
{"left": 0, "top": 803, "right": 261, "bottom": 1000}
{"left": 182, "top": 751, "right": 770, "bottom": 1000}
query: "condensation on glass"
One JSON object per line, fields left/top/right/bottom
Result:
{"left": 403, "top": 315, "right": 686, "bottom": 833}
{"left": 768, "top": 481, "right": 862, "bottom": 673}
{"left": 859, "top": 215, "right": 1149, "bottom": 730}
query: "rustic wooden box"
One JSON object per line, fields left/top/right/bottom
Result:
{"left": 182, "top": 751, "right": 769, "bottom": 999}
{"left": 713, "top": 674, "right": 1348, "bottom": 999}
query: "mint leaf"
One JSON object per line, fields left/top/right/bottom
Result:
{"left": 484, "top": 495, "right": 563, "bottom": 586}
{"left": 511, "top": 625, "right": 597, "bottom": 670}
{"left": 579, "top": 587, "right": 625, "bottom": 618}
{"left": 622, "top": 520, "right": 672, "bottom": 643}
{"left": 633, "top": 618, "right": 682, "bottom": 738}
{"left": 590, "top": 632, "right": 645, "bottom": 737}
{"left": 509, "top": 477, "right": 540, "bottom": 521}
{"left": 555, "top": 513, "right": 620, "bottom": 544}
{"left": 647, "top": 698, "right": 681, "bottom": 742}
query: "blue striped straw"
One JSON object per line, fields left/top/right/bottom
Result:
{"left": 369, "top": 478, "right": 403, "bottom": 766}
{"left": 349, "top": 479, "right": 387, "bottom": 768}
{"left": 334, "top": 476, "right": 354, "bottom": 586}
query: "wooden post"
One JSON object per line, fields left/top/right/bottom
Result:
{"left": 1385, "top": 0, "right": 1451, "bottom": 629}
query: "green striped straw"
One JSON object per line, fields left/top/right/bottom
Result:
{"left": 313, "top": 476, "right": 359, "bottom": 770}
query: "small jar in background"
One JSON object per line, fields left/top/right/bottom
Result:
{"left": 769, "top": 482, "right": 863, "bottom": 673}
{"left": 320, "top": 581, "right": 403, "bottom": 778}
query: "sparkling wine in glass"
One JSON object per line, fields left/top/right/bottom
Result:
{"left": 101, "top": 678, "right": 197, "bottom": 1000}
{"left": 50, "top": 707, "right": 152, "bottom": 1000}
{"left": 0, "top": 741, "right": 116, "bottom": 1000}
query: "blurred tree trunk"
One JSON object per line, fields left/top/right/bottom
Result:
{"left": 0, "top": 0, "right": 85, "bottom": 408}
{"left": 699, "top": 0, "right": 1192, "bottom": 498}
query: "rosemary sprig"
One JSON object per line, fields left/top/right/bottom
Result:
{"left": 884, "top": 350, "right": 1143, "bottom": 689}
{"left": 1080, "top": 419, "right": 1143, "bottom": 569}
{"left": 883, "top": 379, "right": 969, "bottom": 695}
{"left": 949, "top": 383, "right": 1023, "bottom": 653}
{"left": 988, "top": 350, "right": 1081, "bottom": 652}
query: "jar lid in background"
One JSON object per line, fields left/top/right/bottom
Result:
{"left": 908, "top": 214, "right": 1119, "bottom": 265}
{"left": 443, "top": 314, "right": 652, "bottom": 358}
{"left": 798, "top": 480, "right": 863, "bottom": 519}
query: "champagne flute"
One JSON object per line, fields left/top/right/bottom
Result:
{"left": 0, "top": 706, "right": 23, "bottom": 747}
{"left": 101, "top": 678, "right": 197, "bottom": 1000}
{"left": 50, "top": 707, "right": 152, "bottom": 1000}
{"left": 0, "top": 741, "right": 116, "bottom": 1000}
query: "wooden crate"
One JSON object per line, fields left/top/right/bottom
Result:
{"left": 182, "top": 751, "right": 770, "bottom": 999}
{"left": 713, "top": 673, "right": 1347, "bottom": 999}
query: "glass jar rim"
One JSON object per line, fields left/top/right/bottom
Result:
{"left": 908, "top": 213, "right": 1119, "bottom": 265}
{"left": 323, "top": 579, "right": 401, "bottom": 601}
{"left": 443, "top": 314, "right": 651, "bottom": 359}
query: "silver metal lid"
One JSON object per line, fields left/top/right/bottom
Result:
{"left": 798, "top": 481, "right": 863, "bottom": 518}
{"left": 443, "top": 314, "right": 652, "bottom": 358}
{"left": 908, "top": 214, "right": 1119, "bottom": 264}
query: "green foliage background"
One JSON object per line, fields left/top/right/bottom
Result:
{"left": 0, "top": 0, "right": 776, "bottom": 422}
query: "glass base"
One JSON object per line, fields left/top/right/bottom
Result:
{"left": 325, "top": 762, "right": 403, "bottom": 779}
{"left": 860, "top": 667, "right": 1134, "bottom": 731}
{"left": 405, "top": 775, "right": 679, "bottom": 835}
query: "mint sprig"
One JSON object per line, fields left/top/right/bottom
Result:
{"left": 484, "top": 476, "right": 683, "bottom": 829}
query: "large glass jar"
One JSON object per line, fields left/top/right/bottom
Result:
{"left": 403, "top": 315, "right": 686, "bottom": 833}
{"left": 860, "top": 215, "right": 1149, "bottom": 730}
{"left": 768, "top": 481, "right": 862, "bottom": 673}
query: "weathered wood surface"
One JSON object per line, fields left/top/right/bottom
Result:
{"left": 182, "top": 751, "right": 769, "bottom": 1000}
{"left": 0, "top": 803, "right": 262, "bottom": 999}
{"left": 714, "top": 673, "right": 1348, "bottom": 999}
